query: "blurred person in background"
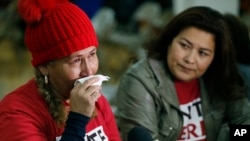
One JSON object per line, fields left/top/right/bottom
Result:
{"left": 224, "top": 13, "right": 250, "bottom": 101}
{"left": 0, "top": 0, "right": 121, "bottom": 141}
{"left": 70, "top": 0, "right": 106, "bottom": 19}
{"left": 116, "top": 6, "right": 250, "bottom": 141}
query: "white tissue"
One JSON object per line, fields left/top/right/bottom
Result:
{"left": 74, "top": 74, "right": 110, "bottom": 86}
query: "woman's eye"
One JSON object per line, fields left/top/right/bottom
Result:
{"left": 180, "top": 42, "right": 189, "bottom": 48}
{"left": 74, "top": 58, "right": 81, "bottom": 63}
{"left": 89, "top": 52, "right": 96, "bottom": 58}
{"left": 199, "top": 51, "right": 208, "bottom": 56}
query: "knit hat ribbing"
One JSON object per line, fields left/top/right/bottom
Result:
{"left": 18, "top": 0, "right": 98, "bottom": 66}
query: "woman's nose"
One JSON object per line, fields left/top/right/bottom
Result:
{"left": 184, "top": 51, "right": 196, "bottom": 64}
{"left": 80, "top": 61, "right": 93, "bottom": 76}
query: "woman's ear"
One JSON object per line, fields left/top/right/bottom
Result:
{"left": 38, "top": 65, "right": 48, "bottom": 76}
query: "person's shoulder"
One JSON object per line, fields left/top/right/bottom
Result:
{"left": 237, "top": 63, "right": 250, "bottom": 70}
{"left": 0, "top": 79, "right": 44, "bottom": 112}
{"left": 95, "top": 94, "right": 111, "bottom": 108}
{"left": 237, "top": 63, "right": 250, "bottom": 78}
{"left": 1, "top": 79, "right": 34, "bottom": 99}
{"left": 125, "top": 57, "right": 151, "bottom": 74}
{"left": 95, "top": 94, "right": 115, "bottom": 115}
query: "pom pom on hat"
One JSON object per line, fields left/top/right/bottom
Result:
{"left": 18, "top": 0, "right": 98, "bottom": 66}
{"left": 18, "top": 0, "right": 61, "bottom": 23}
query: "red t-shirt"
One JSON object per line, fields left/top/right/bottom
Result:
{"left": 175, "top": 79, "right": 207, "bottom": 141}
{"left": 0, "top": 79, "right": 121, "bottom": 141}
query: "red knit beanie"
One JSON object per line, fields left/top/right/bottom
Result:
{"left": 18, "top": 0, "right": 98, "bottom": 66}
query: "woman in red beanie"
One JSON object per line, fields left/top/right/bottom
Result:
{"left": 0, "top": 0, "right": 121, "bottom": 141}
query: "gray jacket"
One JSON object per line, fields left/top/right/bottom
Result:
{"left": 116, "top": 57, "right": 250, "bottom": 141}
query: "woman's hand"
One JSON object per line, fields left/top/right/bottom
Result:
{"left": 69, "top": 77, "right": 101, "bottom": 117}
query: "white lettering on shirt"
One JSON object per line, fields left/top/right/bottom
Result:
{"left": 56, "top": 126, "right": 108, "bottom": 141}
{"left": 177, "top": 97, "right": 206, "bottom": 141}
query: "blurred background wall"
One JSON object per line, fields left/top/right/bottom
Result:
{"left": 173, "top": 0, "right": 239, "bottom": 15}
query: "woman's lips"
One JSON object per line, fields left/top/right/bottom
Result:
{"left": 178, "top": 64, "right": 194, "bottom": 73}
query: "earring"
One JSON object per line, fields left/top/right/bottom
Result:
{"left": 45, "top": 75, "right": 48, "bottom": 84}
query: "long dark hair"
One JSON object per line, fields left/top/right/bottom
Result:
{"left": 224, "top": 13, "right": 250, "bottom": 65}
{"left": 144, "top": 6, "right": 245, "bottom": 101}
